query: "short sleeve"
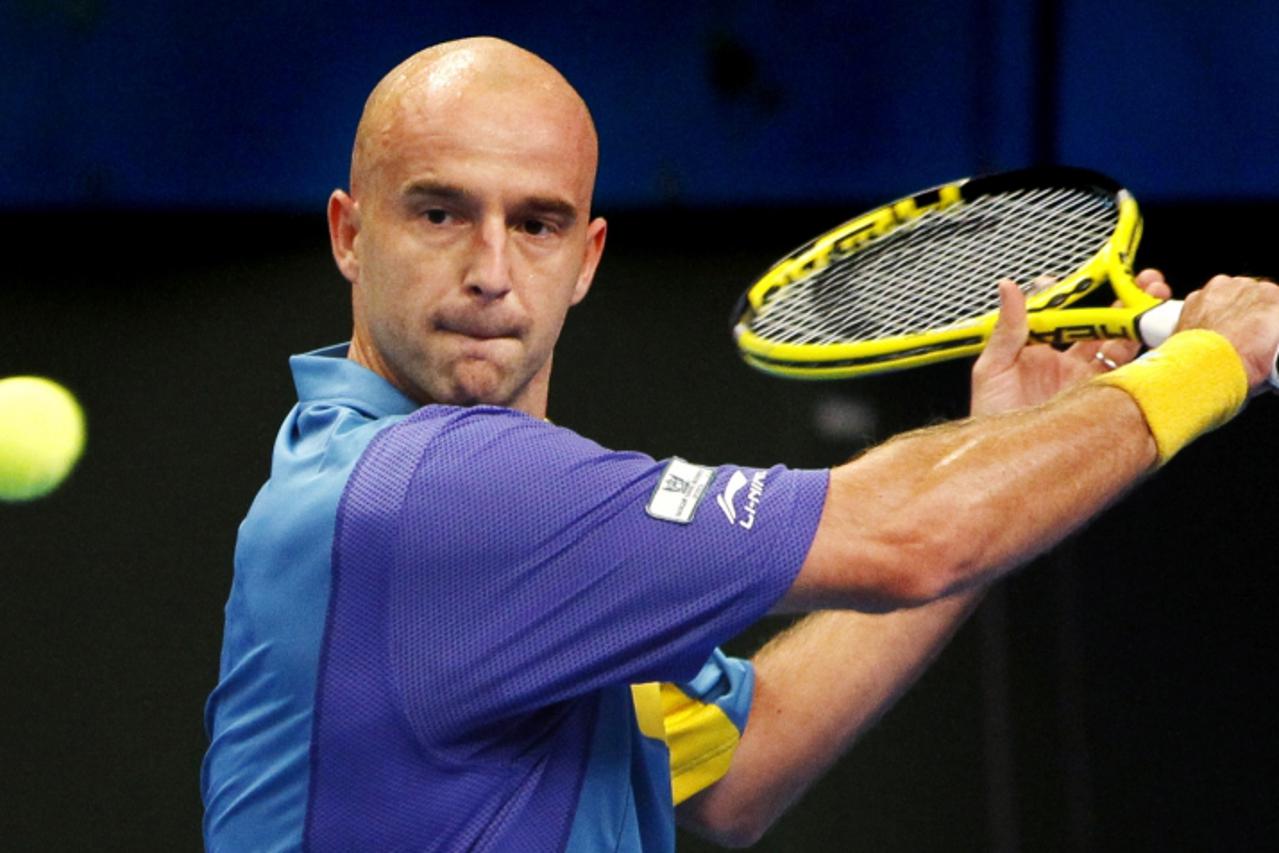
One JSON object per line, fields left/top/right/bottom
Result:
{"left": 654, "top": 650, "right": 755, "bottom": 804}
{"left": 335, "top": 406, "right": 828, "bottom": 746}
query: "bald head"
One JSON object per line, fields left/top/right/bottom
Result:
{"left": 350, "top": 38, "right": 598, "bottom": 204}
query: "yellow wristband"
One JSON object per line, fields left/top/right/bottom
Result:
{"left": 1091, "top": 329, "right": 1248, "bottom": 465}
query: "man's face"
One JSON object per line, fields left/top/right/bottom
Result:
{"left": 338, "top": 81, "right": 605, "bottom": 414}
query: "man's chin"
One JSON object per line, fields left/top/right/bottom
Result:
{"left": 441, "top": 362, "right": 519, "bottom": 408}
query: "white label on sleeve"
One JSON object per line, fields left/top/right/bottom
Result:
{"left": 646, "top": 458, "right": 715, "bottom": 524}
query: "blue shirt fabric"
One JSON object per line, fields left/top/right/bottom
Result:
{"left": 202, "top": 344, "right": 829, "bottom": 851}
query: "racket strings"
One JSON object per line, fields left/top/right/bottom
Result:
{"left": 763, "top": 189, "right": 1110, "bottom": 341}
{"left": 748, "top": 186, "right": 1118, "bottom": 345}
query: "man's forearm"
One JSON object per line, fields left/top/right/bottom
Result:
{"left": 677, "top": 593, "right": 983, "bottom": 845}
{"left": 781, "top": 383, "right": 1157, "bottom": 612}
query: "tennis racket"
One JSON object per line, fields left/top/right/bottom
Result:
{"left": 732, "top": 167, "right": 1189, "bottom": 380}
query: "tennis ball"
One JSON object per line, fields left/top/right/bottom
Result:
{"left": 0, "top": 376, "right": 86, "bottom": 502}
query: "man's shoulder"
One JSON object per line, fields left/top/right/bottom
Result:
{"left": 370, "top": 405, "right": 629, "bottom": 475}
{"left": 343, "top": 405, "right": 656, "bottom": 538}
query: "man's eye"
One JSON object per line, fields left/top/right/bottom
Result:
{"left": 523, "top": 220, "right": 550, "bottom": 236}
{"left": 425, "top": 209, "right": 450, "bottom": 224}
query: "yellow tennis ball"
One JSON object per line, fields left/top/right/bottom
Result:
{"left": 0, "top": 376, "right": 86, "bottom": 502}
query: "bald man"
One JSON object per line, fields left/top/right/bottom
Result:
{"left": 202, "top": 37, "right": 1279, "bottom": 851}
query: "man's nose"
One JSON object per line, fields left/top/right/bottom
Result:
{"left": 465, "top": 217, "right": 513, "bottom": 301}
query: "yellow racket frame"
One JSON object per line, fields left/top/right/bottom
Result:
{"left": 734, "top": 171, "right": 1160, "bottom": 379}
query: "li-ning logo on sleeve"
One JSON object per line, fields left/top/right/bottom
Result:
{"left": 717, "top": 469, "right": 767, "bottom": 530}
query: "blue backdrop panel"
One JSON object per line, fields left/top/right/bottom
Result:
{"left": 1, "top": 1, "right": 1274, "bottom": 208}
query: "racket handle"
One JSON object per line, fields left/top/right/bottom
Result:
{"left": 1134, "top": 300, "right": 1183, "bottom": 347}
{"left": 1136, "top": 299, "right": 1279, "bottom": 388}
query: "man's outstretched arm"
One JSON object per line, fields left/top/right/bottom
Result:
{"left": 678, "top": 273, "right": 1278, "bottom": 846}
{"left": 783, "top": 274, "right": 1276, "bottom": 613}
{"left": 677, "top": 380, "right": 1148, "bottom": 844}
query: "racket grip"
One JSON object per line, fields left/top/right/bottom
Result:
{"left": 1134, "top": 300, "right": 1183, "bottom": 347}
{"left": 1136, "top": 299, "right": 1279, "bottom": 388}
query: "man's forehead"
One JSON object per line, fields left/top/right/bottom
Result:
{"left": 378, "top": 89, "right": 596, "bottom": 203}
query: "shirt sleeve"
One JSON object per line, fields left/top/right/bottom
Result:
{"left": 638, "top": 649, "right": 755, "bottom": 804}
{"left": 335, "top": 405, "right": 828, "bottom": 746}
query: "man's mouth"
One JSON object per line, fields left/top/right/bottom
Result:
{"left": 435, "top": 313, "right": 523, "bottom": 341}
{"left": 444, "top": 326, "right": 513, "bottom": 341}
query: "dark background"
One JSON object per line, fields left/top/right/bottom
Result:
{"left": 3, "top": 2, "right": 1277, "bottom": 850}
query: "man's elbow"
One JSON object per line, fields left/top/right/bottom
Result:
{"left": 684, "top": 821, "right": 766, "bottom": 849}
{"left": 798, "top": 481, "right": 991, "bottom": 612}
{"left": 880, "top": 539, "right": 975, "bottom": 605}
{"left": 835, "top": 523, "right": 977, "bottom": 610}
{"left": 677, "top": 793, "right": 771, "bottom": 849}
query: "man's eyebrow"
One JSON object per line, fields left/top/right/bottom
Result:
{"left": 402, "top": 181, "right": 579, "bottom": 222}
{"left": 402, "top": 180, "right": 471, "bottom": 202}
{"left": 517, "top": 196, "right": 579, "bottom": 225}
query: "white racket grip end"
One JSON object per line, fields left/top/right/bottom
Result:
{"left": 1135, "top": 300, "right": 1183, "bottom": 347}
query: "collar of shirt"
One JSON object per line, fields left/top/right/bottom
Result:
{"left": 289, "top": 342, "right": 418, "bottom": 418}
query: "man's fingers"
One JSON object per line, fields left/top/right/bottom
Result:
{"left": 1135, "top": 268, "right": 1173, "bottom": 300}
{"left": 1105, "top": 269, "right": 1169, "bottom": 365}
{"left": 1076, "top": 270, "right": 1172, "bottom": 369}
{"left": 978, "top": 272, "right": 1172, "bottom": 378}
{"left": 1135, "top": 267, "right": 1165, "bottom": 287}
{"left": 976, "top": 280, "right": 1028, "bottom": 372}
{"left": 1093, "top": 339, "right": 1140, "bottom": 369}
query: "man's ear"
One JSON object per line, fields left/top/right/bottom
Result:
{"left": 328, "top": 189, "right": 361, "bottom": 283}
{"left": 571, "top": 216, "right": 608, "bottom": 305}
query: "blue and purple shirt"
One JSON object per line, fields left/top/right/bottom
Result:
{"left": 202, "top": 344, "right": 828, "bottom": 851}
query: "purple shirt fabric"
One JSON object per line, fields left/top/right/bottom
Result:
{"left": 305, "top": 403, "right": 828, "bottom": 850}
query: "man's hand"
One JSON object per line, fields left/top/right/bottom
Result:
{"left": 970, "top": 270, "right": 1173, "bottom": 416}
{"left": 1176, "top": 274, "right": 1279, "bottom": 390}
